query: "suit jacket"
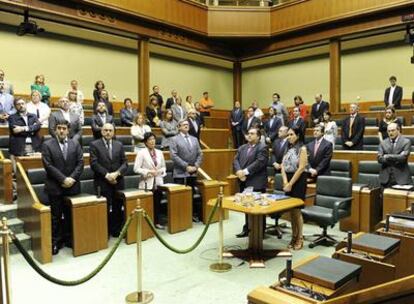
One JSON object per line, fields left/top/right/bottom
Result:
{"left": 120, "top": 108, "right": 137, "bottom": 126}
{"left": 306, "top": 138, "right": 333, "bottom": 176}
{"left": 242, "top": 116, "right": 261, "bottom": 135}
{"left": 233, "top": 142, "right": 268, "bottom": 190}
{"left": 91, "top": 114, "right": 114, "bottom": 139}
{"left": 133, "top": 148, "right": 166, "bottom": 189}
{"left": 42, "top": 137, "right": 83, "bottom": 196}
{"left": 169, "top": 134, "right": 203, "bottom": 178}
{"left": 264, "top": 116, "right": 282, "bottom": 142}
{"left": 93, "top": 99, "right": 113, "bottom": 116}
{"left": 171, "top": 104, "right": 187, "bottom": 122}
{"left": 341, "top": 114, "right": 365, "bottom": 150}
{"left": 271, "top": 138, "right": 289, "bottom": 166}
{"left": 230, "top": 108, "right": 244, "bottom": 132}
{"left": 165, "top": 97, "right": 177, "bottom": 110}
{"left": 149, "top": 93, "right": 163, "bottom": 108}
{"left": 188, "top": 117, "right": 201, "bottom": 139}
{"left": 287, "top": 117, "right": 306, "bottom": 142}
{"left": 311, "top": 101, "right": 329, "bottom": 122}
{"left": 8, "top": 112, "right": 42, "bottom": 156}
{"left": 378, "top": 136, "right": 411, "bottom": 186}
{"left": 145, "top": 106, "right": 162, "bottom": 127}
{"left": 49, "top": 110, "right": 82, "bottom": 144}
{"left": 89, "top": 139, "right": 128, "bottom": 192}
{"left": 384, "top": 86, "right": 403, "bottom": 109}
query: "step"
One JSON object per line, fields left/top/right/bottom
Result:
{"left": 0, "top": 233, "right": 31, "bottom": 255}
{"left": 7, "top": 218, "right": 24, "bottom": 235}
{"left": 0, "top": 204, "right": 17, "bottom": 220}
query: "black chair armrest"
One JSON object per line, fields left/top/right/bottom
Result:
{"left": 332, "top": 197, "right": 353, "bottom": 221}
{"left": 305, "top": 193, "right": 316, "bottom": 200}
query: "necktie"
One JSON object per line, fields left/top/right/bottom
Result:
{"left": 61, "top": 140, "right": 67, "bottom": 160}
{"left": 391, "top": 139, "right": 396, "bottom": 152}
{"left": 106, "top": 140, "right": 112, "bottom": 160}
{"left": 246, "top": 145, "right": 253, "bottom": 159}
{"left": 184, "top": 135, "right": 192, "bottom": 148}
{"left": 349, "top": 115, "right": 354, "bottom": 137}
{"left": 150, "top": 150, "right": 157, "bottom": 167}
{"left": 193, "top": 119, "right": 198, "bottom": 133}
{"left": 314, "top": 140, "right": 320, "bottom": 157}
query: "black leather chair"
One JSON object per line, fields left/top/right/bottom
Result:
{"left": 355, "top": 161, "right": 381, "bottom": 188}
{"left": 365, "top": 117, "right": 378, "bottom": 127}
{"left": 334, "top": 136, "right": 343, "bottom": 150}
{"left": 301, "top": 176, "right": 353, "bottom": 248}
{"left": 81, "top": 135, "right": 95, "bottom": 153}
{"left": 0, "top": 136, "right": 10, "bottom": 159}
{"left": 330, "top": 160, "right": 352, "bottom": 178}
{"left": 266, "top": 173, "right": 287, "bottom": 239}
{"left": 369, "top": 106, "right": 384, "bottom": 111}
{"left": 115, "top": 135, "right": 134, "bottom": 152}
{"left": 363, "top": 136, "right": 379, "bottom": 151}
{"left": 27, "top": 168, "right": 49, "bottom": 205}
{"left": 84, "top": 117, "right": 93, "bottom": 126}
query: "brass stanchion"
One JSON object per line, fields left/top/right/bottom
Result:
{"left": 126, "top": 199, "right": 153, "bottom": 304}
{"left": 1, "top": 217, "right": 11, "bottom": 304}
{"left": 210, "top": 187, "right": 232, "bottom": 272}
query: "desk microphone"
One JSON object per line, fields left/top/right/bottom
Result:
{"left": 347, "top": 231, "right": 352, "bottom": 254}
{"left": 286, "top": 258, "right": 292, "bottom": 286}
{"left": 385, "top": 214, "right": 390, "bottom": 232}
{"left": 144, "top": 181, "right": 148, "bottom": 192}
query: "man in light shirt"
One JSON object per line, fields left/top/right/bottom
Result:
{"left": 49, "top": 97, "right": 82, "bottom": 144}
{"left": 0, "top": 82, "right": 15, "bottom": 124}
{"left": 0, "top": 69, "right": 13, "bottom": 95}
{"left": 65, "top": 80, "right": 84, "bottom": 104}
{"left": 270, "top": 93, "right": 288, "bottom": 125}
{"left": 384, "top": 76, "right": 403, "bottom": 109}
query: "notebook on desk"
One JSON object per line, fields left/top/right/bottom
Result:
{"left": 293, "top": 256, "right": 361, "bottom": 290}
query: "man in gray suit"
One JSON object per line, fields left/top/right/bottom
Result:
{"left": 234, "top": 127, "right": 268, "bottom": 237}
{"left": 49, "top": 97, "right": 82, "bottom": 144}
{"left": 378, "top": 122, "right": 411, "bottom": 188}
{"left": 169, "top": 119, "right": 203, "bottom": 221}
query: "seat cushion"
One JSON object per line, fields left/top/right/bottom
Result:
{"left": 32, "top": 184, "right": 49, "bottom": 205}
{"left": 27, "top": 169, "right": 47, "bottom": 185}
{"left": 302, "top": 205, "right": 348, "bottom": 227}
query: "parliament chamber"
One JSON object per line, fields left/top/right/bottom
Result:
{"left": 1, "top": 0, "right": 414, "bottom": 303}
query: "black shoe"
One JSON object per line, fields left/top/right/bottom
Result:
{"left": 236, "top": 230, "right": 249, "bottom": 238}
{"left": 192, "top": 216, "right": 200, "bottom": 223}
{"left": 155, "top": 224, "right": 165, "bottom": 230}
{"left": 111, "top": 231, "right": 120, "bottom": 238}
{"left": 52, "top": 244, "right": 60, "bottom": 255}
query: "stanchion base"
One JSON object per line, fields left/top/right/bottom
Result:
{"left": 125, "top": 291, "right": 154, "bottom": 304}
{"left": 209, "top": 262, "right": 232, "bottom": 272}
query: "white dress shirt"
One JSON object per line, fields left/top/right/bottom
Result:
{"left": 388, "top": 86, "right": 396, "bottom": 106}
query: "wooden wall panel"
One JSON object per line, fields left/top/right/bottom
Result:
{"left": 80, "top": 0, "right": 208, "bottom": 34}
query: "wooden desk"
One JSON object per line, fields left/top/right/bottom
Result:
{"left": 204, "top": 116, "right": 229, "bottom": 129}
{"left": 211, "top": 195, "right": 303, "bottom": 268}
{"left": 197, "top": 180, "right": 229, "bottom": 224}
{"left": 159, "top": 184, "right": 192, "bottom": 234}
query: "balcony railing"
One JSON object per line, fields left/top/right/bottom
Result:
{"left": 192, "top": 0, "right": 299, "bottom": 7}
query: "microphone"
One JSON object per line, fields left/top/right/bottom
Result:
{"left": 285, "top": 258, "right": 292, "bottom": 286}
{"left": 97, "top": 185, "right": 101, "bottom": 198}
{"left": 347, "top": 231, "right": 352, "bottom": 254}
{"left": 385, "top": 214, "right": 390, "bottom": 232}
{"left": 144, "top": 181, "right": 147, "bottom": 192}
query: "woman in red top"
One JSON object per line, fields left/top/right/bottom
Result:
{"left": 289, "top": 95, "right": 307, "bottom": 121}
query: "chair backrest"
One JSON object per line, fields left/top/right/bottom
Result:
{"left": 273, "top": 173, "right": 284, "bottom": 194}
{"left": 357, "top": 161, "right": 381, "bottom": 187}
{"left": 27, "top": 168, "right": 49, "bottom": 205}
{"left": 80, "top": 179, "right": 96, "bottom": 195}
{"left": 124, "top": 175, "right": 139, "bottom": 189}
{"left": 116, "top": 135, "right": 132, "bottom": 146}
{"left": 363, "top": 136, "right": 379, "bottom": 151}
{"left": 330, "top": 160, "right": 352, "bottom": 178}
{"left": 80, "top": 165, "right": 94, "bottom": 181}
{"left": 365, "top": 117, "right": 378, "bottom": 127}
{"left": 315, "top": 176, "right": 352, "bottom": 211}
{"left": 164, "top": 160, "right": 174, "bottom": 183}
{"left": 0, "top": 136, "right": 10, "bottom": 158}
{"left": 84, "top": 117, "right": 93, "bottom": 126}
{"left": 114, "top": 118, "right": 122, "bottom": 126}
{"left": 396, "top": 116, "right": 405, "bottom": 125}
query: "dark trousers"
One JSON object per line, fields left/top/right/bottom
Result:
{"left": 174, "top": 177, "right": 201, "bottom": 218}
{"left": 152, "top": 188, "right": 163, "bottom": 224}
{"left": 239, "top": 182, "right": 266, "bottom": 232}
{"left": 232, "top": 128, "right": 244, "bottom": 149}
{"left": 101, "top": 187, "right": 124, "bottom": 236}
{"left": 49, "top": 195, "right": 71, "bottom": 246}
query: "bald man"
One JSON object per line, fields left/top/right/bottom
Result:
{"left": 90, "top": 123, "right": 128, "bottom": 237}
{"left": 378, "top": 122, "right": 411, "bottom": 188}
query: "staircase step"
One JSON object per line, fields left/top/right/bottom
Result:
{"left": 0, "top": 233, "right": 31, "bottom": 255}
{"left": 0, "top": 204, "right": 17, "bottom": 219}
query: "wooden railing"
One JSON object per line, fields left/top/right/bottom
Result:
{"left": 0, "top": 151, "right": 13, "bottom": 204}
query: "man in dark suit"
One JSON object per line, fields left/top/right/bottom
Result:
{"left": 230, "top": 101, "right": 244, "bottom": 148}
{"left": 91, "top": 101, "right": 114, "bottom": 139}
{"left": 234, "top": 127, "right": 268, "bottom": 237}
{"left": 341, "top": 103, "right": 365, "bottom": 150}
{"left": 8, "top": 97, "right": 42, "bottom": 157}
{"left": 42, "top": 119, "right": 83, "bottom": 255}
{"left": 242, "top": 106, "right": 261, "bottom": 141}
{"left": 271, "top": 126, "right": 289, "bottom": 173}
{"left": 93, "top": 89, "right": 113, "bottom": 116}
{"left": 264, "top": 106, "right": 282, "bottom": 145}
{"left": 170, "top": 119, "right": 203, "bottom": 221}
{"left": 288, "top": 107, "right": 306, "bottom": 143}
{"left": 311, "top": 94, "right": 329, "bottom": 126}
{"left": 378, "top": 122, "right": 411, "bottom": 188}
{"left": 120, "top": 98, "right": 137, "bottom": 127}
{"left": 90, "top": 123, "right": 128, "bottom": 237}
{"left": 49, "top": 97, "right": 82, "bottom": 144}
{"left": 306, "top": 124, "right": 333, "bottom": 181}
{"left": 384, "top": 76, "right": 403, "bottom": 109}
{"left": 187, "top": 109, "right": 201, "bottom": 140}
{"left": 149, "top": 85, "right": 163, "bottom": 108}
{"left": 165, "top": 89, "right": 178, "bottom": 110}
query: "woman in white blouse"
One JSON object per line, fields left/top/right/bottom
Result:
{"left": 131, "top": 113, "right": 151, "bottom": 152}
{"left": 134, "top": 132, "right": 166, "bottom": 229}
{"left": 322, "top": 111, "right": 338, "bottom": 149}
{"left": 26, "top": 90, "right": 51, "bottom": 127}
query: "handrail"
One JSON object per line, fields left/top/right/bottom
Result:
{"left": 200, "top": 139, "right": 211, "bottom": 149}
{"left": 198, "top": 167, "right": 212, "bottom": 180}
